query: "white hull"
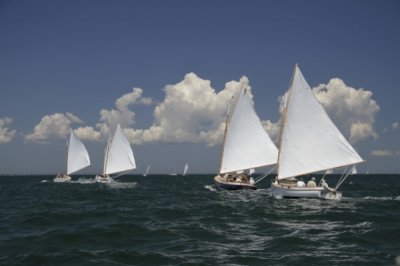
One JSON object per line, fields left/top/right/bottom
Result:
{"left": 271, "top": 181, "right": 341, "bottom": 200}
{"left": 95, "top": 175, "right": 114, "bottom": 184}
{"left": 53, "top": 175, "right": 72, "bottom": 183}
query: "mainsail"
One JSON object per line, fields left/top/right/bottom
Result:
{"left": 67, "top": 130, "right": 91, "bottom": 175}
{"left": 220, "top": 88, "right": 278, "bottom": 174}
{"left": 277, "top": 65, "right": 363, "bottom": 180}
{"left": 104, "top": 124, "right": 136, "bottom": 175}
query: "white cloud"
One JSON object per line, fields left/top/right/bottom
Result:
{"left": 370, "top": 150, "right": 399, "bottom": 157}
{"left": 23, "top": 74, "right": 380, "bottom": 148}
{"left": 25, "top": 113, "right": 83, "bottom": 143}
{"left": 74, "top": 87, "right": 153, "bottom": 142}
{"left": 392, "top": 122, "right": 399, "bottom": 130}
{"left": 0, "top": 117, "right": 16, "bottom": 143}
{"left": 74, "top": 126, "right": 101, "bottom": 141}
{"left": 263, "top": 78, "right": 380, "bottom": 145}
{"left": 127, "top": 72, "right": 251, "bottom": 146}
{"left": 313, "top": 78, "right": 379, "bottom": 143}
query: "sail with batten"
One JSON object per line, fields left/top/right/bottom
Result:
{"left": 67, "top": 130, "right": 91, "bottom": 175}
{"left": 104, "top": 124, "right": 136, "bottom": 175}
{"left": 277, "top": 65, "right": 364, "bottom": 180}
{"left": 219, "top": 88, "right": 278, "bottom": 174}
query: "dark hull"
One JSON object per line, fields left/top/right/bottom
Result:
{"left": 214, "top": 175, "right": 257, "bottom": 190}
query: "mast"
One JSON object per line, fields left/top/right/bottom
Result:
{"left": 218, "top": 85, "right": 243, "bottom": 174}
{"left": 276, "top": 64, "right": 297, "bottom": 179}
{"left": 103, "top": 133, "right": 111, "bottom": 176}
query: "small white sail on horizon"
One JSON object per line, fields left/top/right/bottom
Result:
{"left": 54, "top": 130, "right": 91, "bottom": 182}
{"left": 183, "top": 163, "right": 189, "bottom": 176}
{"left": 143, "top": 165, "right": 150, "bottom": 177}
{"left": 96, "top": 124, "right": 136, "bottom": 183}
{"left": 170, "top": 168, "right": 177, "bottom": 176}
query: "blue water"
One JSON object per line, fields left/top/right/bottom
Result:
{"left": 1, "top": 174, "right": 399, "bottom": 265}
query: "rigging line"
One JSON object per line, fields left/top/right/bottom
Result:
{"left": 336, "top": 166, "right": 348, "bottom": 188}
{"left": 255, "top": 167, "right": 276, "bottom": 184}
{"left": 335, "top": 166, "right": 353, "bottom": 190}
{"left": 112, "top": 170, "right": 132, "bottom": 179}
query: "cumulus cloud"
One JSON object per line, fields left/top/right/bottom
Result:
{"left": 25, "top": 112, "right": 84, "bottom": 143}
{"left": 74, "top": 87, "right": 153, "bottom": 142}
{"left": 74, "top": 126, "right": 101, "bottom": 141}
{"left": 313, "top": 78, "right": 379, "bottom": 143}
{"left": 392, "top": 122, "right": 399, "bottom": 130}
{"left": 263, "top": 77, "right": 380, "bottom": 144}
{"left": 0, "top": 117, "right": 16, "bottom": 143}
{"left": 23, "top": 73, "right": 380, "bottom": 148}
{"left": 370, "top": 149, "right": 400, "bottom": 157}
{"left": 126, "top": 73, "right": 251, "bottom": 146}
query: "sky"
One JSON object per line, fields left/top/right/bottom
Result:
{"left": 0, "top": 0, "right": 399, "bottom": 174}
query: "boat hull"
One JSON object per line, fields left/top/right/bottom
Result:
{"left": 271, "top": 181, "right": 341, "bottom": 200}
{"left": 53, "top": 175, "right": 72, "bottom": 183}
{"left": 214, "top": 175, "right": 257, "bottom": 190}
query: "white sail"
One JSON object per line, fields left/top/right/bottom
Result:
{"left": 183, "top": 163, "right": 188, "bottom": 176}
{"left": 104, "top": 124, "right": 136, "bottom": 175}
{"left": 220, "top": 88, "right": 278, "bottom": 174}
{"left": 277, "top": 65, "right": 363, "bottom": 180}
{"left": 67, "top": 130, "right": 91, "bottom": 175}
{"left": 143, "top": 165, "right": 150, "bottom": 176}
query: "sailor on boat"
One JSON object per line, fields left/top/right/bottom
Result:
{"left": 307, "top": 177, "right": 317, "bottom": 187}
{"left": 296, "top": 178, "right": 305, "bottom": 187}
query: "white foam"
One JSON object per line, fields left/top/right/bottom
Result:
{"left": 204, "top": 185, "right": 217, "bottom": 192}
{"left": 69, "top": 178, "right": 96, "bottom": 184}
{"left": 106, "top": 181, "right": 137, "bottom": 189}
{"left": 363, "top": 196, "right": 400, "bottom": 201}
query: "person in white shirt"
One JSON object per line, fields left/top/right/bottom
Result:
{"left": 297, "top": 178, "right": 306, "bottom": 187}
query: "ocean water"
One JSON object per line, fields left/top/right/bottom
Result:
{"left": 0, "top": 174, "right": 399, "bottom": 266}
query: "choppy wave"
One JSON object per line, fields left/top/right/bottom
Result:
{"left": 363, "top": 196, "right": 400, "bottom": 201}
{"left": 1, "top": 174, "right": 399, "bottom": 265}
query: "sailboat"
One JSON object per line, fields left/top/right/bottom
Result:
{"left": 271, "top": 65, "right": 364, "bottom": 200}
{"left": 143, "top": 165, "right": 150, "bottom": 177}
{"left": 182, "top": 163, "right": 189, "bottom": 176}
{"left": 170, "top": 168, "right": 177, "bottom": 176}
{"left": 214, "top": 86, "right": 278, "bottom": 190}
{"left": 54, "top": 130, "right": 91, "bottom": 182}
{"left": 95, "top": 124, "right": 136, "bottom": 183}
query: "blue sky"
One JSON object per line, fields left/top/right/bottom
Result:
{"left": 0, "top": 0, "right": 399, "bottom": 174}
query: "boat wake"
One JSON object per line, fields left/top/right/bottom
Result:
{"left": 204, "top": 185, "right": 217, "bottom": 192}
{"left": 73, "top": 178, "right": 96, "bottom": 184}
{"left": 106, "top": 181, "right": 137, "bottom": 189}
{"left": 363, "top": 196, "right": 400, "bottom": 201}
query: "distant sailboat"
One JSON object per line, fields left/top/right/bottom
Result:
{"left": 143, "top": 165, "right": 150, "bottom": 177}
{"left": 54, "top": 130, "right": 91, "bottom": 182}
{"left": 182, "top": 163, "right": 189, "bottom": 176}
{"left": 214, "top": 86, "right": 278, "bottom": 190}
{"left": 170, "top": 168, "right": 177, "bottom": 176}
{"left": 95, "top": 124, "right": 136, "bottom": 183}
{"left": 271, "top": 65, "right": 364, "bottom": 200}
